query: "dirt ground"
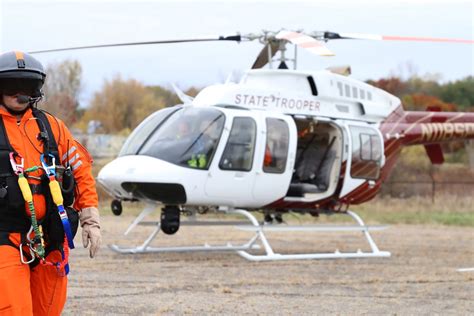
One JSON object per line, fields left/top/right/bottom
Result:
{"left": 63, "top": 214, "right": 474, "bottom": 315}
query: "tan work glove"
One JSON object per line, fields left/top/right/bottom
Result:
{"left": 79, "top": 207, "right": 102, "bottom": 258}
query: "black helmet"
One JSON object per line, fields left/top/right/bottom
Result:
{"left": 0, "top": 51, "right": 46, "bottom": 98}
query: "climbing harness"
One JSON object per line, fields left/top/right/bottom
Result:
{"left": 10, "top": 152, "right": 46, "bottom": 261}
{"left": 10, "top": 152, "right": 75, "bottom": 275}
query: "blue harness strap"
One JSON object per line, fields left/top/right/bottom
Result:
{"left": 41, "top": 153, "right": 75, "bottom": 250}
{"left": 57, "top": 205, "right": 75, "bottom": 249}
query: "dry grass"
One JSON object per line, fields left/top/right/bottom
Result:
{"left": 98, "top": 195, "right": 474, "bottom": 227}
{"left": 351, "top": 195, "right": 474, "bottom": 226}
{"left": 358, "top": 195, "right": 473, "bottom": 214}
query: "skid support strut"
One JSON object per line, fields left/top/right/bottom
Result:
{"left": 109, "top": 205, "right": 261, "bottom": 254}
{"left": 109, "top": 205, "right": 390, "bottom": 261}
{"left": 235, "top": 209, "right": 390, "bottom": 261}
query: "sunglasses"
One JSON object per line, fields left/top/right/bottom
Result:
{"left": 3, "top": 89, "right": 36, "bottom": 96}
{"left": 0, "top": 78, "right": 42, "bottom": 97}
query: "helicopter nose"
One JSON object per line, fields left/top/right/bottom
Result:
{"left": 97, "top": 155, "right": 187, "bottom": 204}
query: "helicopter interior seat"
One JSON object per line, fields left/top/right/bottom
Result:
{"left": 287, "top": 127, "right": 339, "bottom": 197}
{"left": 310, "top": 147, "right": 337, "bottom": 191}
{"left": 286, "top": 151, "right": 336, "bottom": 197}
{"left": 286, "top": 182, "right": 321, "bottom": 197}
{"left": 294, "top": 133, "right": 329, "bottom": 180}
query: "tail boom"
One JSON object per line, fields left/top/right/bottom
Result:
{"left": 400, "top": 111, "right": 474, "bottom": 146}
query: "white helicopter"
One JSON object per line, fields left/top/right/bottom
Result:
{"left": 32, "top": 30, "right": 474, "bottom": 261}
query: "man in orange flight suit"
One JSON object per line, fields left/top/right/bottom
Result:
{"left": 0, "top": 51, "right": 101, "bottom": 315}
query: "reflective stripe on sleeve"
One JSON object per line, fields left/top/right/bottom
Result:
{"left": 72, "top": 160, "right": 83, "bottom": 171}
{"left": 62, "top": 146, "right": 77, "bottom": 162}
{"left": 68, "top": 153, "right": 80, "bottom": 165}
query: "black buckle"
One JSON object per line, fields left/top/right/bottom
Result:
{"left": 17, "top": 59, "right": 26, "bottom": 68}
{"left": 37, "top": 131, "right": 49, "bottom": 142}
{"left": 30, "top": 184, "right": 43, "bottom": 195}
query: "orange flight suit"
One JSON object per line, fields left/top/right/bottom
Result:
{"left": 264, "top": 145, "right": 273, "bottom": 167}
{"left": 0, "top": 107, "right": 98, "bottom": 316}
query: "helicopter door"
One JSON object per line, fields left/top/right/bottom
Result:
{"left": 204, "top": 111, "right": 296, "bottom": 207}
{"left": 339, "top": 123, "right": 385, "bottom": 199}
{"left": 252, "top": 115, "right": 297, "bottom": 205}
{"left": 204, "top": 114, "right": 259, "bottom": 206}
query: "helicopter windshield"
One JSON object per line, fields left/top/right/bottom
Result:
{"left": 119, "top": 106, "right": 180, "bottom": 156}
{"left": 138, "top": 107, "right": 225, "bottom": 169}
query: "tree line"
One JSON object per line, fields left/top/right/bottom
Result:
{"left": 39, "top": 60, "right": 473, "bottom": 135}
{"left": 40, "top": 60, "right": 193, "bottom": 134}
{"left": 367, "top": 76, "right": 474, "bottom": 112}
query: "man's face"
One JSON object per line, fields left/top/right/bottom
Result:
{"left": 2, "top": 94, "right": 30, "bottom": 112}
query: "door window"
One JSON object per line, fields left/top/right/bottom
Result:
{"left": 350, "top": 126, "right": 382, "bottom": 180}
{"left": 219, "top": 117, "right": 256, "bottom": 171}
{"left": 263, "top": 118, "right": 289, "bottom": 174}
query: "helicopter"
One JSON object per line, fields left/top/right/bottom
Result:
{"left": 31, "top": 30, "right": 474, "bottom": 261}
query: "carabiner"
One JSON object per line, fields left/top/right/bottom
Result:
{"left": 9, "top": 152, "right": 24, "bottom": 175}
{"left": 19, "top": 243, "right": 35, "bottom": 264}
{"left": 40, "top": 153, "right": 56, "bottom": 177}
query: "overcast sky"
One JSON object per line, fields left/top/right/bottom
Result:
{"left": 1, "top": 0, "right": 473, "bottom": 106}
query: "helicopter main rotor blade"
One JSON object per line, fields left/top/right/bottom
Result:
{"left": 323, "top": 32, "right": 474, "bottom": 44}
{"left": 276, "top": 31, "right": 334, "bottom": 56}
{"left": 28, "top": 35, "right": 243, "bottom": 54}
{"left": 251, "top": 42, "right": 280, "bottom": 69}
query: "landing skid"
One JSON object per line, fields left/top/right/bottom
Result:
{"left": 235, "top": 210, "right": 390, "bottom": 261}
{"left": 109, "top": 205, "right": 391, "bottom": 261}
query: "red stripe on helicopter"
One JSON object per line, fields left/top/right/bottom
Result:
{"left": 382, "top": 36, "right": 474, "bottom": 44}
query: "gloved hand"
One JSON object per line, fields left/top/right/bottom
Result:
{"left": 79, "top": 207, "right": 102, "bottom": 258}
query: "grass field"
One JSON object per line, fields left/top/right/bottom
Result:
{"left": 351, "top": 195, "right": 474, "bottom": 226}
{"left": 98, "top": 195, "right": 474, "bottom": 227}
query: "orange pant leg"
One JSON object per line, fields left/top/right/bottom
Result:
{"left": 30, "top": 250, "right": 68, "bottom": 316}
{"left": 0, "top": 245, "right": 33, "bottom": 316}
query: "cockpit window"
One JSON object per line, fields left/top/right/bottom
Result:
{"left": 119, "top": 106, "right": 179, "bottom": 156}
{"left": 138, "top": 107, "right": 225, "bottom": 169}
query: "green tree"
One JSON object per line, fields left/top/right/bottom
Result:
{"left": 404, "top": 76, "right": 440, "bottom": 96}
{"left": 437, "top": 76, "right": 474, "bottom": 110}
{"left": 367, "top": 75, "right": 473, "bottom": 112}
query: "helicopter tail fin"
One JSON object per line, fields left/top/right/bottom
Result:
{"left": 424, "top": 143, "right": 444, "bottom": 164}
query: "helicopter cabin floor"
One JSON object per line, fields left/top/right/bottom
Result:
{"left": 63, "top": 214, "right": 473, "bottom": 315}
